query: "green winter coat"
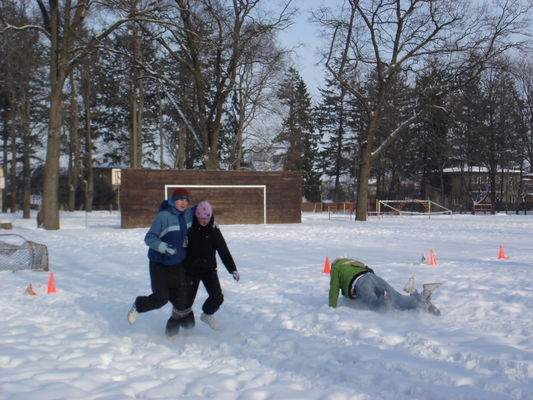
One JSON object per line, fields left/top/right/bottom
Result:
{"left": 328, "top": 258, "right": 374, "bottom": 307}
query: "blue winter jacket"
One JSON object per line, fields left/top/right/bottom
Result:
{"left": 144, "top": 199, "right": 193, "bottom": 266}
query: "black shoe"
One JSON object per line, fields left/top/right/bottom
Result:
{"left": 180, "top": 311, "right": 195, "bottom": 329}
{"left": 165, "top": 317, "right": 181, "bottom": 337}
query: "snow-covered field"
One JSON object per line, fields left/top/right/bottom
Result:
{"left": 0, "top": 211, "right": 531, "bottom": 400}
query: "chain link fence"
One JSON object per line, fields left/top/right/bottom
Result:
{"left": 0, "top": 234, "right": 49, "bottom": 271}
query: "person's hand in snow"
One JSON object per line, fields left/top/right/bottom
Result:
{"left": 232, "top": 271, "right": 240, "bottom": 282}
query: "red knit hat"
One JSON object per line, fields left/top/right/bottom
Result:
{"left": 171, "top": 188, "right": 190, "bottom": 201}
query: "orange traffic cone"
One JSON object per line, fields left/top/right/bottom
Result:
{"left": 323, "top": 256, "right": 331, "bottom": 274}
{"left": 498, "top": 244, "right": 508, "bottom": 259}
{"left": 47, "top": 272, "right": 57, "bottom": 294}
{"left": 24, "top": 283, "right": 37, "bottom": 296}
{"left": 428, "top": 249, "right": 438, "bottom": 265}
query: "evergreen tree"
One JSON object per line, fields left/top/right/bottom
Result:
{"left": 275, "top": 68, "right": 321, "bottom": 201}
{"left": 481, "top": 64, "right": 525, "bottom": 211}
{"left": 448, "top": 60, "right": 525, "bottom": 210}
{"left": 315, "top": 76, "right": 358, "bottom": 202}
{"left": 410, "top": 65, "right": 454, "bottom": 205}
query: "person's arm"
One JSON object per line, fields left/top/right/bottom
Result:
{"left": 328, "top": 267, "right": 340, "bottom": 307}
{"left": 212, "top": 225, "right": 237, "bottom": 273}
{"left": 144, "top": 212, "right": 171, "bottom": 253}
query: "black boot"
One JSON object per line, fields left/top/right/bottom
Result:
{"left": 165, "top": 317, "right": 180, "bottom": 337}
{"left": 180, "top": 311, "right": 195, "bottom": 329}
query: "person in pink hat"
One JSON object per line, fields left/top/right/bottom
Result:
{"left": 180, "top": 201, "right": 240, "bottom": 331}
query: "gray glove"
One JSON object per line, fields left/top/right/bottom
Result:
{"left": 232, "top": 271, "right": 240, "bottom": 282}
{"left": 160, "top": 243, "right": 177, "bottom": 256}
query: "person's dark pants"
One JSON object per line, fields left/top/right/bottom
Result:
{"left": 135, "top": 261, "right": 188, "bottom": 313}
{"left": 186, "top": 269, "right": 224, "bottom": 315}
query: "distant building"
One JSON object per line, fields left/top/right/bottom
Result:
{"left": 427, "top": 166, "right": 532, "bottom": 212}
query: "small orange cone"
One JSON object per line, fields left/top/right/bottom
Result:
{"left": 498, "top": 244, "right": 508, "bottom": 259}
{"left": 428, "top": 249, "right": 438, "bottom": 265}
{"left": 323, "top": 256, "right": 331, "bottom": 274}
{"left": 47, "top": 272, "right": 57, "bottom": 294}
{"left": 24, "top": 284, "right": 37, "bottom": 296}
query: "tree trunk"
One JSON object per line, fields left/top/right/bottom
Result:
{"left": 68, "top": 74, "right": 81, "bottom": 211}
{"left": 83, "top": 75, "right": 94, "bottom": 212}
{"left": 234, "top": 130, "right": 244, "bottom": 170}
{"left": 9, "top": 104, "right": 17, "bottom": 213}
{"left": 176, "top": 122, "right": 186, "bottom": 170}
{"left": 159, "top": 97, "right": 164, "bottom": 169}
{"left": 355, "top": 140, "right": 372, "bottom": 221}
{"left": 355, "top": 114, "right": 380, "bottom": 221}
{"left": 129, "top": 26, "right": 143, "bottom": 168}
{"left": 231, "top": 107, "right": 246, "bottom": 170}
{"left": 1, "top": 112, "right": 8, "bottom": 213}
{"left": 22, "top": 99, "right": 32, "bottom": 219}
{"left": 42, "top": 87, "right": 63, "bottom": 229}
{"left": 205, "top": 146, "right": 219, "bottom": 170}
{"left": 41, "top": 0, "right": 66, "bottom": 230}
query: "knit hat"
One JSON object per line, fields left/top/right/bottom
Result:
{"left": 171, "top": 188, "right": 190, "bottom": 201}
{"left": 195, "top": 201, "right": 213, "bottom": 220}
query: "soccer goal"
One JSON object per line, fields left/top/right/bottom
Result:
{"left": 377, "top": 199, "right": 452, "bottom": 217}
{"left": 0, "top": 234, "right": 49, "bottom": 271}
{"left": 326, "top": 202, "right": 356, "bottom": 220}
{"left": 164, "top": 184, "right": 267, "bottom": 224}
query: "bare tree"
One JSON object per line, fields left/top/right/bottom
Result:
{"left": 128, "top": 16, "right": 144, "bottom": 168}
{"left": 480, "top": 61, "right": 524, "bottom": 211}
{"left": 504, "top": 56, "right": 532, "bottom": 213}
{"left": 1, "top": 0, "right": 160, "bottom": 229}
{"left": 136, "top": 0, "right": 294, "bottom": 169}
{"left": 224, "top": 29, "right": 287, "bottom": 170}
{"left": 67, "top": 72, "right": 81, "bottom": 211}
{"left": 514, "top": 57, "right": 533, "bottom": 173}
{"left": 319, "top": 0, "right": 532, "bottom": 220}
{"left": 0, "top": 0, "right": 45, "bottom": 217}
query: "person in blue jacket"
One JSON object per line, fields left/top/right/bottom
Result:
{"left": 127, "top": 187, "right": 194, "bottom": 337}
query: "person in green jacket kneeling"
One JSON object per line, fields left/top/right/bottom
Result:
{"left": 328, "top": 258, "right": 442, "bottom": 316}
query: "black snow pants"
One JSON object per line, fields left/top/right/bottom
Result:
{"left": 185, "top": 269, "right": 224, "bottom": 315}
{"left": 135, "top": 261, "right": 188, "bottom": 313}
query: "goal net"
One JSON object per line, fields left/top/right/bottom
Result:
{"left": 377, "top": 200, "right": 452, "bottom": 216}
{"left": 326, "top": 202, "right": 355, "bottom": 220}
{"left": 0, "top": 234, "right": 49, "bottom": 271}
{"left": 164, "top": 184, "right": 267, "bottom": 224}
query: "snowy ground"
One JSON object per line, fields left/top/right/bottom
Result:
{"left": 0, "top": 210, "right": 532, "bottom": 400}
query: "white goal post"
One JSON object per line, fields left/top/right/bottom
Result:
{"left": 164, "top": 184, "right": 267, "bottom": 224}
{"left": 377, "top": 199, "right": 452, "bottom": 216}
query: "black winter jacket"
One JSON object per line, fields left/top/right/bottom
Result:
{"left": 186, "top": 215, "right": 237, "bottom": 277}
